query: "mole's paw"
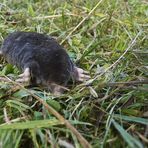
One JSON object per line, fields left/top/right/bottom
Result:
{"left": 74, "top": 67, "right": 90, "bottom": 82}
{"left": 16, "top": 68, "right": 30, "bottom": 83}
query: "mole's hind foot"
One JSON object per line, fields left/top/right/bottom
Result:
{"left": 16, "top": 68, "right": 30, "bottom": 84}
{"left": 74, "top": 67, "right": 90, "bottom": 82}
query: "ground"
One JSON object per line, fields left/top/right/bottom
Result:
{"left": 0, "top": 0, "right": 148, "bottom": 148}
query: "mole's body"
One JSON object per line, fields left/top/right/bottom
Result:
{"left": 0, "top": 32, "right": 89, "bottom": 94}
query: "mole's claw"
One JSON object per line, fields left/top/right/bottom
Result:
{"left": 76, "top": 73, "right": 90, "bottom": 81}
{"left": 18, "top": 73, "right": 25, "bottom": 78}
{"left": 75, "top": 67, "right": 89, "bottom": 74}
{"left": 16, "top": 77, "right": 30, "bottom": 83}
{"left": 74, "top": 67, "right": 90, "bottom": 82}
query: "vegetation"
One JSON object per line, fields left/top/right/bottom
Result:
{"left": 0, "top": 0, "right": 148, "bottom": 147}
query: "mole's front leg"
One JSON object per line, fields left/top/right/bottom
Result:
{"left": 16, "top": 67, "right": 30, "bottom": 83}
{"left": 74, "top": 67, "right": 90, "bottom": 82}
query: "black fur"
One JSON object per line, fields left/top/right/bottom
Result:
{"left": 1, "top": 32, "right": 74, "bottom": 86}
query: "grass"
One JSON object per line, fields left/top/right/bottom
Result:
{"left": 0, "top": 0, "right": 148, "bottom": 147}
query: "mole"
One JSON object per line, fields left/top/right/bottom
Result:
{"left": 0, "top": 32, "right": 90, "bottom": 95}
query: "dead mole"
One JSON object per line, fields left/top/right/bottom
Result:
{"left": 0, "top": 32, "right": 90, "bottom": 95}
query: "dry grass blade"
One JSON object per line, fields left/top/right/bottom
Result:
{"left": 107, "top": 79, "right": 148, "bottom": 86}
{"left": 33, "top": 13, "right": 80, "bottom": 20}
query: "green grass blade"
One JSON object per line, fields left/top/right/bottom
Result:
{"left": 0, "top": 119, "right": 63, "bottom": 129}
{"left": 14, "top": 131, "right": 24, "bottom": 148}
{"left": 112, "top": 119, "right": 143, "bottom": 148}
{"left": 114, "top": 114, "right": 148, "bottom": 125}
